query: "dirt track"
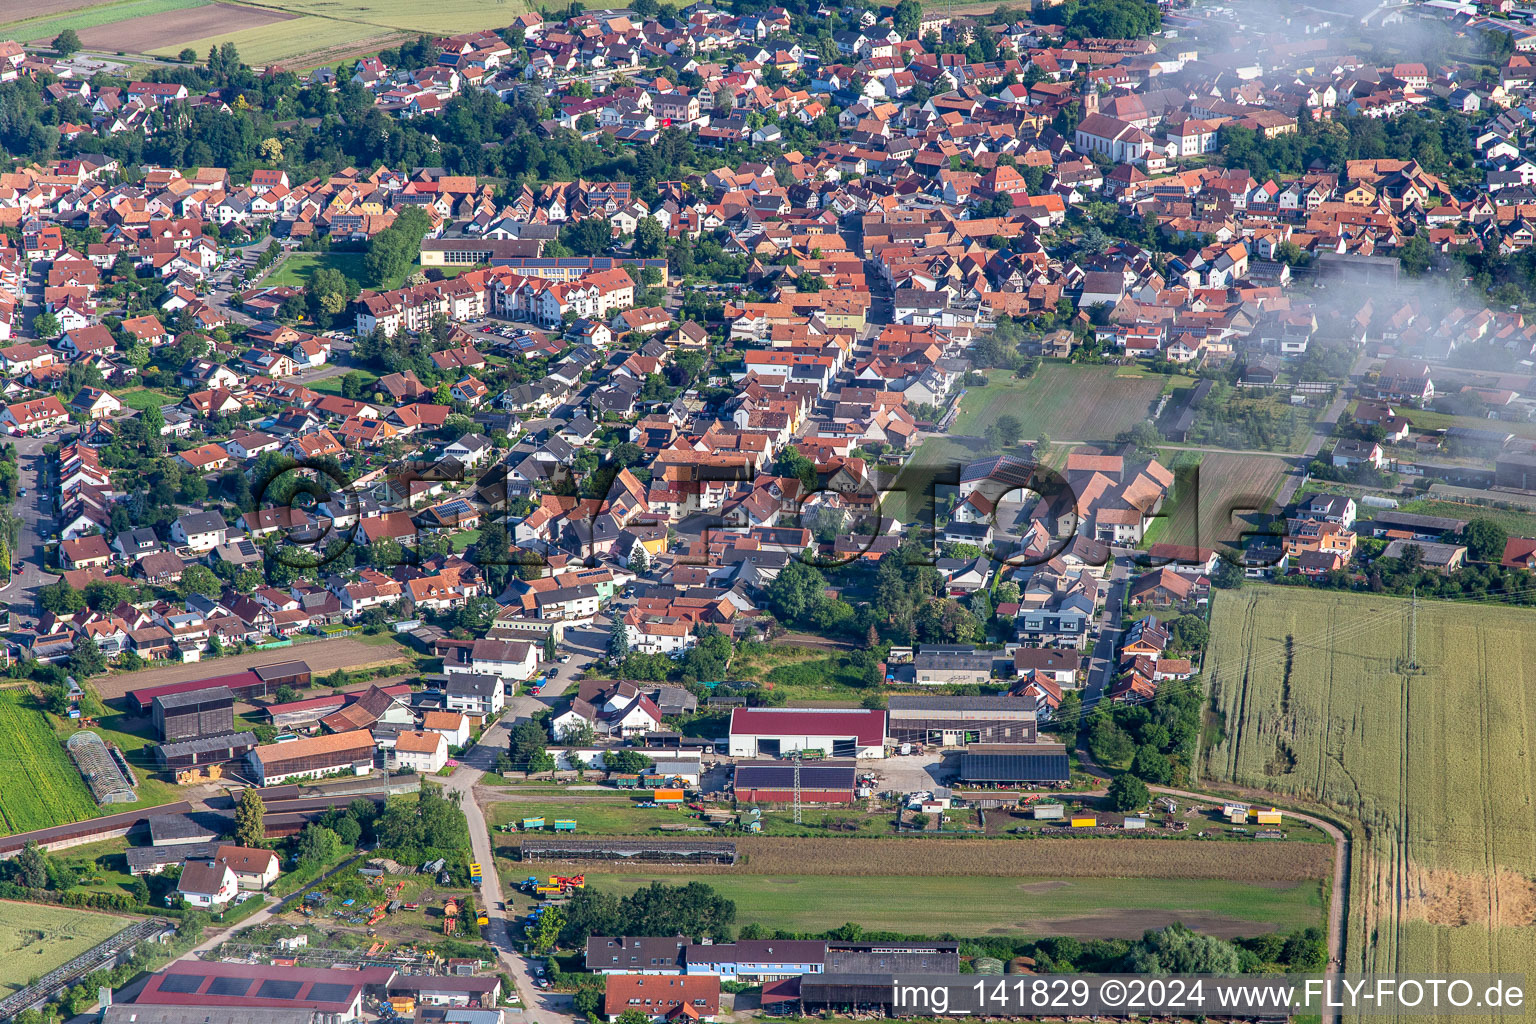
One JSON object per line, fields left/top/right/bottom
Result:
{"left": 93, "top": 636, "right": 413, "bottom": 700}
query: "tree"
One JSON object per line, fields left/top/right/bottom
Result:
{"left": 633, "top": 217, "right": 666, "bottom": 259}
{"left": 1088, "top": 716, "right": 1135, "bottom": 765}
{"left": 1212, "top": 555, "right": 1245, "bottom": 590}
{"left": 69, "top": 635, "right": 105, "bottom": 679}
{"left": 544, "top": 630, "right": 558, "bottom": 662}
{"left": 1130, "top": 744, "right": 1173, "bottom": 784}
{"left": 764, "top": 559, "right": 827, "bottom": 625}
{"left": 296, "top": 824, "right": 343, "bottom": 865}
{"left": 1466, "top": 518, "right": 1507, "bottom": 563}
{"left": 509, "top": 719, "right": 548, "bottom": 772}
{"left": 985, "top": 413, "right": 1023, "bottom": 450}
{"left": 629, "top": 544, "right": 649, "bottom": 575}
{"left": 178, "top": 563, "right": 220, "bottom": 599}
{"left": 178, "top": 47, "right": 197, "bottom": 62}
{"left": 893, "top": 0, "right": 922, "bottom": 37}
{"left": 53, "top": 29, "right": 82, "bottom": 56}
{"left": 607, "top": 617, "right": 630, "bottom": 663}
{"left": 604, "top": 749, "right": 652, "bottom": 774}
{"left": 1125, "top": 923, "right": 1242, "bottom": 974}
{"left": 234, "top": 787, "right": 265, "bottom": 847}
{"left": 532, "top": 905, "right": 566, "bottom": 951}
{"left": 1169, "top": 614, "right": 1208, "bottom": 651}
{"left": 15, "top": 842, "right": 48, "bottom": 889}
{"left": 32, "top": 312, "right": 62, "bottom": 339}
{"left": 1107, "top": 772, "right": 1150, "bottom": 812}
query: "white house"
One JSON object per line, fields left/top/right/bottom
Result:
{"left": 177, "top": 858, "right": 238, "bottom": 907}
{"left": 393, "top": 729, "right": 449, "bottom": 773}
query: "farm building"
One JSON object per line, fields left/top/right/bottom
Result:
{"left": 254, "top": 660, "right": 312, "bottom": 688}
{"left": 129, "top": 664, "right": 310, "bottom": 714}
{"left": 518, "top": 838, "right": 737, "bottom": 864}
{"left": 727, "top": 708, "right": 887, "bottom": 758}
{"left": 104, "top": 1008, "right": 329, "bottom": 1024}
{"left": 586, "top": 936, "right": 687, "bottom": 975}
{"left": 824, "top": 941, "right": 960, "bottom": 974}
{"left": 911, "top": 645, "right": 996, "bottom": 685}
{"left": 733, "top": 760, "right": 856, "bottom": 804}
{"left": 246, "top": 732, "right": 375, "bottom": 786}
{"left": 149, "top": 813, "right": 221, "bottom": 847}
{"left": 1368, "top": 510, "right": 1468, "bottom": 540}
{"left": 388, "top": 976, "right": 502, "bottom": 1008}
{"left": 602, "top": 974, "right": 719, "bottom": 1022}
{"left": 135, "top": 962, "right": 394, "bottom": 1016}
{"left": 152, "top": 686, "right": 235, "bottom": 741}
{"left": 798, "top": 975, "right": 897, "bottom": 1015}
{"left": 1495, "top": 452, "right": 1536, "bottom": 490}
{"left": 126, "top": 841, "right": 221, "bottom": 876}
{"left": 155, "top": 732, "right": 257, "bottom": 772}
{"left": 683, "top": 940, "right": 828, "bottom": 981}
{"left": 886, "top": 695, "right": 1038, "bottom": 746}
{"left": 958, "top": 742, "right": 1071, "bottom": 784}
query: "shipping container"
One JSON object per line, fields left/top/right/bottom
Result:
{"left": 1122, "top": 817, "right": 1148, "bottom": 830}
{"left": 1070, "top": 817, "right": 1097, "bottom": 827}
{"left": 1032, "top": 803, "right": 1065, "bottom": 819}
{"left": 653, "top": 788, "right": 685, "bottom": 803}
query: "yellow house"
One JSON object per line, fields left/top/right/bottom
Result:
{"left": 1342, "top": 181, "right": 1377, "bottom": 206}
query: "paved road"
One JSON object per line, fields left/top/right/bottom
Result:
{"left": 3, "top": 432, "right": 59, "bottom": 631}
{"left": 1271, "top": 350, "right": 1374, "bottom": 512}
{"left": 1082, "top": 560, "right": 1130, "bottom": 704}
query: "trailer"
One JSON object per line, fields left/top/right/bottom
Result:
{"left": 553, "top": 819, "right": 577, "bottom": 832}
{"left": 469, "top": 861, "right": 483, "bottom": 885}
{"left": 522, "top": 817, "right": 546, "bottom": 830}
{"left": 1253, "top": 808, "right": 1283, "bottom": 825}
{"left": 612, "top": 775, "right": 641, "bottom": 789}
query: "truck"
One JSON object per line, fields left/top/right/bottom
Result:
{"left": 469, "top": 862, "right": 483, "bottom": 885}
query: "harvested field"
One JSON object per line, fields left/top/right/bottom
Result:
{"left": 76, "top": 1, "right": 292, "bottom": 51}
{"left": 2, "top": 0, "right": 110, "bottom": 24}
{"left": 151, "top": 14, "right": 393, "bottom": 65}
{"left": 1149, "top": 451, "right": 1290, "bottom": 551}
{"left": 527, "top": 834, "right": 1332, "bottom": 881}
{"left": 0, "top": 901, "right": 130, "bottom": 997}
{"left": 92, "top": 635, "right": 410, "bottom": 700}
{"left": 1202, "top": 587, "right": 1536, "bottom": 1016}
{"left": 582, "top": 873, "right": 1325, "bottom": 939}
{"left": 6, "top": 0, "right": 207, "bottom": 45}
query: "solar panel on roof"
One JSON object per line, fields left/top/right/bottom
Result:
{"left": 256, "top": 980, "right": 303, "bottom": 1000}
{"left": 158, "top": 973, "right": 206, "bottom": 994}
{"left": 307, "top": 983, "right": 354, "bottom": 1004}
{"left": 208, "top": 977, "right": 254, "bottom": 997}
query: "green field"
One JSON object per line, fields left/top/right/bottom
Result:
{"left": 0, "top": 902, "right": 131, "bottom": 997}
{"left": 583, "top": 873, "right": 1325, "bottom": 940}
{"left": 953, "top": 365, "right": 1175, "bottom": 443}
{"left": 1399, "top": 498, "right": 1536, "bottom": 540}
{"left": 263, "top": 251, "right": 369, "bottom": 289}
{"left": 1145, "top": 451, "right": 1291, "bottom": 551}
{"left": 119, "top": 388, "right": 177, "bottom": 412}
{"left": 1202, "top": 588, "right": 1536, "bottom": 1008}
{"left": 0, "top": 0, "right": 206, "bottom": 45}
{"left": 0, "top": 691, "right": 100, "bottom": 835}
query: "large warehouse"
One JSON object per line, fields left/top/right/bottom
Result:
{"left": 958, "top": 742, "right": 1071, "bottom": 784}
{"left": 886, "top": 695, "right": 1037, "bottom": 747}
{"left": 246, "top": 732, "right": 375, "bottom": 786}
{"left": 727, "top": 708, "right": 887, "bottom": 758}
{"left": 734, "top": 759, "right": 857, "bottom": 803}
